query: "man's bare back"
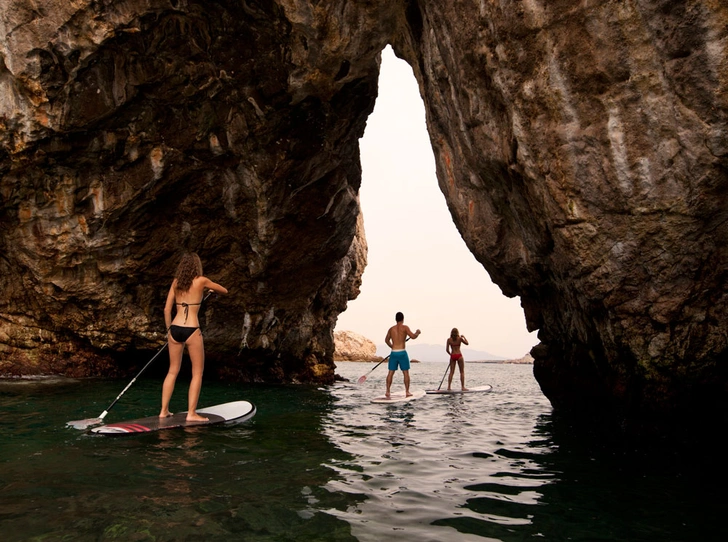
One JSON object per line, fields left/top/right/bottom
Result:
{"left": 385, "top": 323, "right": 420, "bottom": 349}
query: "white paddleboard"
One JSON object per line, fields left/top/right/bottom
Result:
{"left": 370, "top": 389, "right": 426, "bottom": 404}
{"left": 426, "top": 385, "right": 493, "bottom": 394}
{"left": 90, "top": 400, "right": 256, "bottom": 435}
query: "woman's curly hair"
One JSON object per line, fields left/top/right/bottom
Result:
{"left": 450, "top": 328, "right": 460, "bottom": 340}
{"left": 175, "top": 253, "right": 203, "bottom": 293}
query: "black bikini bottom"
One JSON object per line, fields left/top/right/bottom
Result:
{"left": 169, "top": 325, "right": 199, "bottom": 343}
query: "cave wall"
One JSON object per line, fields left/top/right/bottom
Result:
{"left": 392, "top": 0, "right": 728, "bottom": 422}
{"left": 1, "top": 0, "right": 727, "bottom": 425}
{"left": 0, "top": 0, "right": 392, "bottom": 381}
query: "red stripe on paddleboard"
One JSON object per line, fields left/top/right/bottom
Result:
{"left": 108, "top": 423, "right": 152, "bottom": 433}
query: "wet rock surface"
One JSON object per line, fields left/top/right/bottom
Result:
{"left": 1, "top": 1, "right": 727, "bottom": 426}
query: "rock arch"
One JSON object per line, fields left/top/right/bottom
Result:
{"left": 1, "top": 1, "right": 726, "bottom": 428}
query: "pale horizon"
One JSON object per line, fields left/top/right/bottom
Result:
{"left": 335, "top": 47, "right": 538, "bottom": 360}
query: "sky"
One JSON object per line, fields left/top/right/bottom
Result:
{"left": 334, "top": 47, "right": 538, "bottom": 359}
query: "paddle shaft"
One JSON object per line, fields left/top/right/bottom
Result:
{"left": 362, "top": 354, "right": 390, "bottom": 379}
{"left": 96, "top": 290, "right": 215, "bottom": 420}
{"left": 356, "top": 353, "right": 390, "bottom": 384}
{"left": 357, "top": 338, "right": 409, "bottom": 383}
{"left": 437, "top": 362, "right": 450, "bottom": 390}
{"left": 97, "top": 342, "right": 169, "bottom": 420}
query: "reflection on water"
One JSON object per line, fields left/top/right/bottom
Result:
{"left": 1, "top": 363, "right": 725, "bottom": 541}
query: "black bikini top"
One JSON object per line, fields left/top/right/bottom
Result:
{"left": 176, "top": 301, "right": 202, "bottom": 323}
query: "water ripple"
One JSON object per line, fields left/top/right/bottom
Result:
{"left": 2, "top": 363, "right": 724, "bottom": 541}
{"left": 322, "top": 363, "right": 553, "bottom": 541}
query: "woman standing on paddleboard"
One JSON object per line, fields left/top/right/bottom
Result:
{"left": 160, "top": 253, "right": 228, "bottom": 421}
{"left": 446, "top": 328, "right": 469, "bottom": 391}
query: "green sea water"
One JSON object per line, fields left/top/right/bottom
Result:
{"left": 0, "top": 362, "right": 723, "bottom": 541}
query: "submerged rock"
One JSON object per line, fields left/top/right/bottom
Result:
{"left": 1, "top": 1, "right": 726, "bottom": 429}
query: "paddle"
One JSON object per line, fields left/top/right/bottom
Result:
{"left": 357, "top": 354, "right": 391, "bottom": 384}
{"left": 357, "top": 338, "right": 409, "bottom": 384}
{"left": 437, "top": 363, "right": 451, "bottom": 391}
{"left": 67, "top": 290, "right": 215, "bottom": 430}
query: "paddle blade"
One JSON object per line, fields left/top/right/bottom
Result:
{"left": 66, "top": 417, "right": 103, "bottom": 430}
{"left": 357, "top": 375, "right": 367, "bottom": 384}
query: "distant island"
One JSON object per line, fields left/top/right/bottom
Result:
{"left": 469, "top": 353, "right": 534, "bottom": 364}
{"left": 375, "top": 342, "right": 505, "bottom": 362}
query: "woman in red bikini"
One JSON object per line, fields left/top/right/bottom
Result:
{"left": 446, "top": 328, "right": 469, "bottom": 391}
{"left": 159, "top": 253, "right": 228, "bottom": 421}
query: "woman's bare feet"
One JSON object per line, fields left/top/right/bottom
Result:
{"left": 159, "top": 411, "right": 173, "bottom": 418}
{"left": 186, "top": 412, "right": 209, "bottom": 422}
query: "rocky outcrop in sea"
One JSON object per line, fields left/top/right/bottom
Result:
{"left": 1, "top": 1, "right": 726, "bottom": 430}
{"left": 333, "top": 331, "right": 380, "bottom": 362}
{"left": 502, "top": 354, "right": 534, "bottom": 365}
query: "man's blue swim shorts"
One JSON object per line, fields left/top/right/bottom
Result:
{"left": 388, "top": 350, "right": 410, "bottom": 371}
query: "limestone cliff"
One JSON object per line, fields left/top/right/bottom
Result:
{"left": 1, "top": 1, "right": 727, "bottom": 428}
{"left": 391, "top": 0, "right": 728, "bottom": 425}
{"left": 0, "top": 0, "right": 382, "bottom": 382}
{"left": 333, "top": 330, "right": 379, "bottom": 362}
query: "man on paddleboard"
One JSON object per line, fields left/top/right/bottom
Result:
{"left": 384, "top": 312, "right": 421, "bottom": 398}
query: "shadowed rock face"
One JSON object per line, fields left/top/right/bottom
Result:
{"left": 1, "top": 1, "right": 727, "bottom": 426}
{"left": 0, "top": 0, "right": 386, "bottom": 382}
{"left": 392, "top": 0, "right": 728, "bottom": 424}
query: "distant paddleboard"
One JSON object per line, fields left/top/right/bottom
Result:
{"left": 90, "top": 400, "right": 256, "bottom": 435}
{"left": 425, "top": 385, "right": 493, "bottom": 395}
{"left": 370, "top": 389, "right": 426, "bottom": 404}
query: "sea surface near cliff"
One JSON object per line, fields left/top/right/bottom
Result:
{"left": 0, "top": 362, "right": 722, "bottom": 541}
